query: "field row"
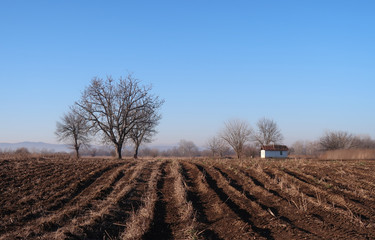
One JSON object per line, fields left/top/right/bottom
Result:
{"left": 1, "top": 158, "right": 375, "bottom": 239}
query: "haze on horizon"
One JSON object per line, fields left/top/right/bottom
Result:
{"left": 1, "top": 1, "right": 374, "bottom": 147}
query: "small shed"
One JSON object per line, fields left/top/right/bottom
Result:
{"left": 260, "top": 145, "right": 289, "bottom": 158}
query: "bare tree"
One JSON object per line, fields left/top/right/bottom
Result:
{"left": 253, "top": 117, "right": 283, "bottom": 146}
{"left": 306, "top": 141, "right": 320, "bottom": 156}
{"left": 319, "top": 130, "right": 356, "bottom": 151}
{"left": 130, "top": 110, "right": 161, "bottom": 159}
{"left": 243, "top": 144, "right": 258, "bottom": 158}
{"left": 178, "top": 140, "right": 198, "bottom": 157}
{"left": 139, "top": 147, "right": 160, "bottom": 158}
{"left": 353, "top": 135, "right": 375, "bottom": 149}
{"left": 76, "top": 75, "right": 164, "bottom": 159}
{"left": 55, "top": 108, "right": 91, "bottom": 159}
{"left": 220, "top": 119, "right": 252, "bottom": 159}
{"left": 14, "top": 147, "right": 30, "bottom": 157}
{"left": 207, "top": 136, "right": 229, "bottom": 158}
{"left": 290, "top": 140, "right": 307, "bottom": 155}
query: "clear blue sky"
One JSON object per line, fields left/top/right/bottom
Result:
{"left": 1, "top": 1, "right": 374, "bottom": 147}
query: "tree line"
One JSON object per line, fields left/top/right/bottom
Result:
{"left": 207, "top": 118, "right": 284, "bottom": 160}
{"left": 290, "top": 131, "right": 375, "bottom": 156}
{"left": 208, "top": 120, "right": 375, "bottom": 159}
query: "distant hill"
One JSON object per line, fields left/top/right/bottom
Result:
{"left": 0, "top": 142, "right": 176, "bottom": 153}
{"left": 0, "top": 142, "right": 70, "bottom": 153}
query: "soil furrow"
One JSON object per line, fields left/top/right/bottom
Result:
{"left": 229, "top": 166, "right": 348, "bottom": 239}
{"left": 120, "top": 160, "right": 164, "bottom": 240}
{"left": 279, "top": 168, "right": 375, "bottom": 223}
{"left": 183, "top": 162, "right": 267, "bottom": 240}
{"left": 0, "top": 163, "right": 116, "bottom": 235}
{"left": 57, "top": 161, "right": 152, "bottom": 240}
{"left": 181, "top": 162, "right": 237, "bottom": 240}
{"left": 180, "top": 163, "right": 221, "bottom": 240}
{"left": 285, "top": 167, "right": 375, "bottom": 202}
{"left": 143, "top": 161, "right": 173, "bottom": 240}
{"left": 180, "top": 162, "right": 209, "bottom": 224}
{"left": 195, "top": 163, "right": 274, "bottom": 239}
{"left": 2, "top": 157, "right": 375, "bottom": 240}
{"left": 254, "top": 166, "right": 374, "bottom": 239}
{"left": 212, "top": 166, "right": 320, "bottom": 240}
{"left": 0, "top": 162, "right": 126, "bottom": 239}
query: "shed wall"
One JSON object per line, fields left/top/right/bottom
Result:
{"left": 261, "top": 150, "right": 288, "bottom": 158}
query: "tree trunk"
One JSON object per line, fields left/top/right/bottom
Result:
{"left": 116, "top": 143, "right": 122, "bottom": 159}
{"left": 236, "top": 148, "right": 241, "bottom": 159}
{"left": 133, "top": 144, "right": 140, "bottom": 159}
{"left": 74, "top": 143, "right": 80, "bottom": 159}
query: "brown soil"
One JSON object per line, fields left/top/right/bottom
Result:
{"left": 1, "top": 157, "right": 375, "bottom": 239}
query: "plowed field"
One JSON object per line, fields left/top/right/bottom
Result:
{"left": 1, "top": 157, "right": 375, "bottom": 239}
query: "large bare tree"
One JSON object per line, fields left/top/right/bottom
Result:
{"left": 220, "top": 119, "right": 252, "bottom": 159}
{"left": 253, "top": 117, "right": 283, "bottom": 146}
{"left": 55, "top": 108, "right": 91, "bottom": 159}
{"left": 76, "top": 75, "right": 163, "bottom": 159}
{"left": 319, "top": 130, "right": 356, "bottom": 151}
{"left": 130, "top": 110, "right": 161, "bottom": 159}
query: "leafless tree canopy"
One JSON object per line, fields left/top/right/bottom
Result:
{"left": 290, "top": 140, "right": 320, "bottom": 156}
{"left": 253, "top": 117, "right": 283, "bottom": 146}
{"left": 55, "top": 108, "right": 90, "bottom": 158}
{"left": 220, "top": 119, "right": 252, "bottom": 159}
{"left": 243, "top": 144, "right": 258, "bottom": 158}
{"left": 178, "top": 140, "right": 198, "bottom": 157}
{"left": 354, "top": 135, "right": 375, "bottom": 149}
{"left": 130, "top": 110, "right": 161, "bottom": 159}
{"left": 76, "top": 75, "right": 163, "bottom": 159}
{"left": 206, "top": 136, "right": 229, "bottom": 158}
{"left": 319, "top": 130, "right": 357, "bottom": 151}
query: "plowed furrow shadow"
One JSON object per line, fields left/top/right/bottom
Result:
{"left": 195, "top": 164, "right": 273, "bottom": 240}
{"left": 180, "top": 164, "right": 209, "bottom": 224}
{"left": 280, "top": 168, "right": 374, "bottom": 222}
{"left": 282, "top": 169, "right": 309, "bottom": 184}
{"left": 94, "top": 164, "right": 136, "bottom": 201}
{"left": 214, "top": 167, "right": 257, "bottom": 201}
{"left": 70, "top": 189, "right": 143, "bottom": 240}
{"left": 200, "top": 229, "right": 223, "bottom": 240}
{"left": 240, "top": 169, "right": 283, "bottom": 199}
{"left": 68, "top": 162, "right": 152, "bottom": 239}
{"left": 214, "top": 167, "right": 318, "bottom": 239}
{"left": 21, "top": 164, "right": 118, "bottom": 224}
{"left": 259, "top": 167, "right": 374, "bottom": 239}
{"left": 181, "top": 163, "right": 224, "bottom": 240}
{"left": 0, "top": 162, "right": 127, "bottom": 239}
{"left": 236, "top": 167, "right": 348, "bottom": 239}
{"left": 0, "top": 165, "right": 99, "bottom": 232}
{"left": 143, "top": 162, "right": 173, "bottom": 240}
{"left": 46, "top": 164, "right": 120, "bottom": 211}
{"left": 70, "top": 164, "right": 119, "bottom": 200}
{"left": 298, "top": 169, "right": 371, "bottom": 197}
{"left": 50, "top": 163, "right": 137, "bottom": 236}
{"left": 95, "top": 171, "right": 124, "bottom": 201}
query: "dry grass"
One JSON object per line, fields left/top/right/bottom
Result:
{"left": 0, "top": 160, "right": 120, "bottom": 240}
{"left": 3, "top": 157, "right": 375, "bottom": 239}
{"left": 170, "top": 160, "right": 198, "bottom": 239}
{"left": 120, "top": 161, "right": 163, "bottom": 240}
{"left": 320, "top": 149, "right": 375, "bottom": 160}
{"left": 290, "top": 193, "right": 309, "bottom": 212}
{"left": 51, "top": 161, "right": 147, "bottom": 239}
{"left": 0, "top": 152, "right": 72, "bottom": 161}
